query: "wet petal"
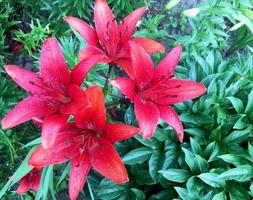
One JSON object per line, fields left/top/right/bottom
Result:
{"left": 29, "top": 131, "right": 80, "bottom": 167}
{"left": 4, "top": 65, "right": 45, "bottom": 94}
{"left": 114, "top": 58, "right": 135, "bottom": 79}
{"left": 42, "top": 114, "right": 68, "bottom": 149}
{"left": 1, "top": 96, "right": 58, "bottom": 130}
{"left": 130, "top": 37, "right": 165, "bottom": 54}
{"left": 60, "top": 84, "right": 89, "bottom": 115}
{"left": 69, "top": 153, "right": 91, "bottom": 200}
{"left": 64, "top": 16, "right": 99, "bottom": 46}
{"left": 153, "top": 44, "right": 182, "bottom": 82}
{"left": 119, "top": 7, "right": 147, "bottom": 44}
{"left": 89, "top": 137, "right": 128, "bottom": 183}
{"left": 157, "top": 105, "right": 184, "bottom": 142}
{"left": 70, "top": 55, "right": 103, "bottom": 86}
{"left": 134, "top": 95, "right": 160, "bottom": 139}
{"left": 103, "top": 123, "right": 140, "bottom": 143}
{"left": 147, "top": 79, "right": 207, "bottom": 105}
{"left": 129, "top": 42, "right": 154, "bottom": 90}
{"left": 74, "top": 86, "right": 106, "bottom": 131}
{"left": 39, "top": 37, "right": 70, "bottom": 92}
{"left": 109, "top": 78, "right": 136, "bottom": 100}
{"left": 78, "top": 45, "right": 109, "bottom": 62}
{"left": 94, "top": 0, "right": 118, "bottom": 56}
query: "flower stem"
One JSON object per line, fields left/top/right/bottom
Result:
{"left": 103, "top": 64, "right": 114, "bottom": 94}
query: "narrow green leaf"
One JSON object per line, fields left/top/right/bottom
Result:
{"left": 226, "top": 97, "right": 244, "bottom": 113}
{"left": 198, "top": 173, "right": 224, "bottom": 187}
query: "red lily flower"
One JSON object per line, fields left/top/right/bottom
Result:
{"left": 64, "top": 0, "right": 164, "bottom": 85}
{"left": 1, "top": 37, "right": 99, "bottom": 149}
{"left": 110, "top": 42, "right": 207, "bottom": 141}
{"left": 16, "top": 167, "right": 41, "bottom": 194}
{"left": 28, "top": 86, "right": 140, "bottom": 200}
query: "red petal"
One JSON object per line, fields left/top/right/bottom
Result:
{"left": 114, "top": 58, "right": 135, "bottom": 79}
{"left": 78, "top": 45, "right": 110, "bottom": 62}
{"left": 129, "top": 42, "right": 154, "bottom": 90}
{"left": 145, "top": 79, "right": 207, "bottom": 105}
{"left": 109, "top": 78, "right": 136, "bottom": 100}
{"left": 134, "top": 95, "right": 160, "bottom": 139}
{"left": 94, "top": 0, "right": 118, "bottom": 56}
{"left": 74, "top": 86, "right": 106, "bottom": 131}
{"left": 153, "top": 44, "right": 182, "bottom": 82}
{"left": 1, "top": 96, "right": 58, "bottom": 130}
{"left": 60, "top": 84, "right": 89, "bottom": 115}
{"left": 119, "top": 7, "right": 147, "bottom": 44}
{"left": 42, "top": 114, "right": 68, "bottom": 149}
{"left": 16, "top": 177, "right": 30, "bottom": 194}
{"left": 39, "top": 37, "right": 70, "bottom": 92}
{"left": 103, "top": 123, "right": 140, "bottom": 143}
{"left": 158, "top": 105, "right": 184, "bottom": 142}
{"left": 70, "top": 55, "right": 103, "bottom": 86}
{"left": 69, "top": 153, "right": 91, "bottom": 200}
{"left": 4, "top": 65, "right": 45, "bottom": 94}
{"left": 64, "top": 16, "right": 99, "bottom": 46}
{"left": 89, "top": 137, "right": 128, "bottom": 183}
{"left": 130, "top": 37, "right": 165, "bottom": 54}
{"left": 29, "top": 131, "right": 80, "bottom": 167}
{"left": 32, "top": 117, "right": 43, "bottom": 127}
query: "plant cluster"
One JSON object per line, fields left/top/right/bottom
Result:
{"left": 0, "top": 0, "right": 253, "bottom": 200}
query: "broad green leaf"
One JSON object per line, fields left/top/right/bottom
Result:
{"left": 245, "top": 89, "right": 253, "bottom": 115}
{"left": 174, "top": 187, "right": 189, "bottom": 199}
{"left": 226, "top": 97, "right": 244, "bottom": 113}
{"left": 131, "top": 188, "right": 146, "bottom": 200}
{"left": 149, "top": 151, "right": 164, "bottom": 181}
{"left": 159, "top": 169, "right": 191, "bottom": 183}
{"left": 182, "top": 148, "right": 199, "bottom": 173}
{"left": 183, "top": 8, "right": 200, "bottom": 17}
{"left": 198, "top": 173, "right": 225, "bottom": 187}
{"left": 219, "top": 165, "right": 253, "bottom": 182}
{"left": 165, "top": 0, "right": 181, "bottom": 10}
{"left": 228, "top": 183, "right": 250, "bottom": 200}
{"left": 218, "top": 154, "right": 249, "bottom": 167}
{"left": 223, "top": 127, "right": 251, "bottom": 144}
{"left": 123, "top": 147, "right": 152, "bottom": 165}
{"left": 213, "top": 191, "right": 227, "bottom": 200}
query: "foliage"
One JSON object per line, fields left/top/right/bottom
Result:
{"left": 0, "top": 0, "right": 253, "bottom": 199}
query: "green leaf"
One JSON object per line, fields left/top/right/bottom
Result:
{"left": 245, "top": 89, "right": 253, "bottom": 115}
{"left": 213, "top": 191, "right": 227, "bottom": 200}
{"left": 198, "top": 173, "right": 225, "bottom": 187}
{"left": 182, "top": 148, "right": 199, "bottom": 173}
{"left": 174, "top": 187, "right": 189, "bottom": 199}
{"left": 223, "top": 127, "right": 251, "bottom": 144}
{"left": 183, "top": 8, "right": 200, "bottom": 17}
{"left": 131, "top": 188, "right": 146, "bottom": 200}
{"left": 228, "top": 183, "right": 250, "bottom": 200}
{"left": 218, "top": 154, "right": 249, "bottom": 167}
{"left": 218, "top": 165, "right": 253, "bottom": 182}
{"left": 159, "top": 169, "right": 191, "bottom": 183}
{"left": 165, "top": 0, "right": 181, "bottom": 10}
{"left": 226, "top": 97, "right": 244, "bottom": 113}
{"left": 123, "top": 147, "right": 152, "bottom": 165}
{"left": 149, "top": 151, "right": 164, "bottom": 181}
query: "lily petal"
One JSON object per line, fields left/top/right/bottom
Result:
{"left": 69, "top": 153, "right": 91, "bottom": 200}
{"left": 119, "top": 7, "right": 147, "bottom": 44}
{"left": 71, "top": 55, "right": 103, "bottom": 86}
{"left": 89, "top": 137, "right": 128, "bottom": 183}
{"left": 157, "top": 105, "right": 184, "bottom": 142}
{"left": 130, "top": 37, "right": 165, "bottom": 54}
{"left": 114, "top": 58, "right": 135, "bottom": 79}
{"left": 103, "top": 123, "right": 140, "bottom": 143}
{"left": 64, "top": 16, "right": 99, "bottom": 46}
{"left": 153, "top": 44, "right": 182, "bottom": 82}
{"left": 60, "top": 84, "right": 89, "bottom": 115}
{"left": 16, "top": 177, "right": 30, "bottom": 194}
{"left": 94, "top": 0, "right": 118, "bottom": 56}
{"left": 39, "top": 37, "right": 70, "bottom": 92}
{"left": 78, "top": 45, "right": 110, "bottom": 63}
{"left": 42, "top": 114, "right": 68, "bottom": 149}
{"left": 4, "top": 65, "right": 45, "bottom": 94}
{"left": 134, "top": 95, "right": 160, "bottom": 139}
{"left": 74, "top": 86, "right": 106, "bottom": 131}
{"left": 146, "top": 79, "right": 207, "bottom": 105}
{"left": 1, "top": 96, "right": 58, "bottom": 130}
{"left": 109, "top": 78, "right": 136, "bottom": 100}
{"left": 129, "top": 42, "right": 154, "bottom": 90}
{"left": 29, "top": 131, "right": 80, "bottom": 167}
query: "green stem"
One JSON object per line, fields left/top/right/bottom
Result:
{"left": 103, "top": 64, "right": 114, "bottom": 94}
